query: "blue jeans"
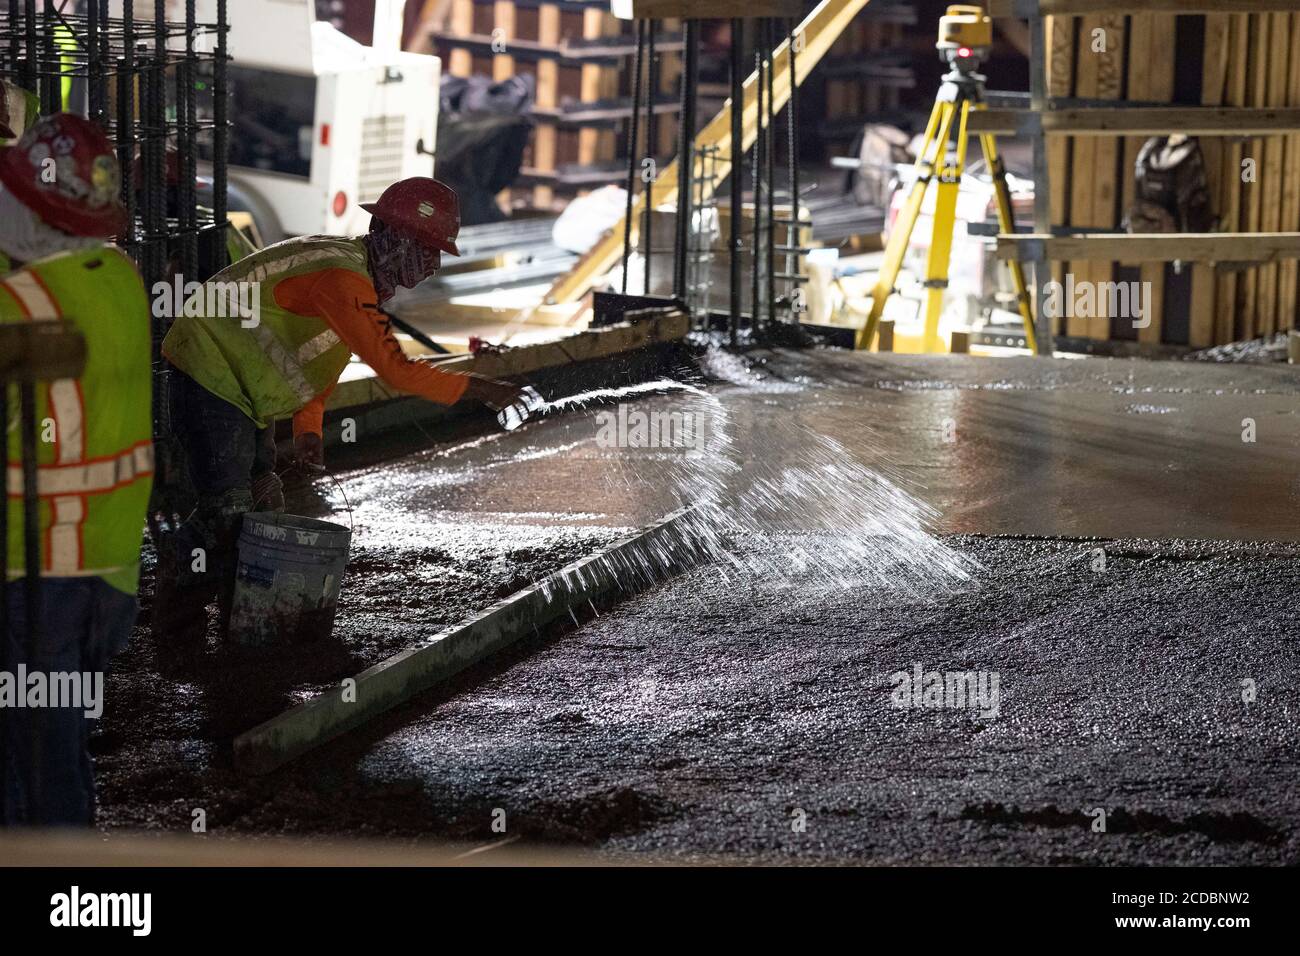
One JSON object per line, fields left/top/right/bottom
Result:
{"left": 1, "top": 577, "right": 137, "bottom": 826}
{"left": 156, "top": 367, "right": 277, "bottom": 639}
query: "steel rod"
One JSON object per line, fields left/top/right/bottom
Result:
{"left": 643, "top": 20, "right": 656, "bottom": 296}
{"left": 118, "top": 0, "right": 136, "bottom": 246}
{"left": 22, "top": 0, "right": 35, "bottom": 95}
{"left": 751, "top": 22, "right": 765, "bottom": 337}
{"left": 7, "top": 0, "right": 19, "bottom": 83}
{"left": 212, "top": 0, "right": 229, "bottom": 235}
{"left": 672, "top": 19, "right": 697, "bottom": 303}
{"left": 728, "top": 18, "right": 743, "bottom": 346}
{"left": 39, "top": 0, "right": 55, "bottom": 111}
{"left": 621, "top": 20, "right": 645, "bottom": 295}
{"left": 1029, "top": 10, "right": 1052, "bottom": 355}
{"left": 759, "top": 18, "right": 769, "bottom": 329}
{"left": 181, "top": 0, "right": 199, "bottom": 279}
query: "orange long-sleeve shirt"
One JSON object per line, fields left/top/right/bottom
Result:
{"left": 275, "top": 267, "right": 470, "bottom": 438}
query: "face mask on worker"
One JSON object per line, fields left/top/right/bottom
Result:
{"left": 366, "top": 218, "right": 442, "bottom": 304}
{"left": 0, "top": 181, "right": 101, "bottom": 265}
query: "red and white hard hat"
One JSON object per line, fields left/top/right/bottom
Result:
{"left": 361, "top": 177, "right": 461, "bottom": 256}
{"left": 0, "top": 112, "right": 127, "bottom": 238}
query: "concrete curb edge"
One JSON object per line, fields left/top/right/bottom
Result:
{"left": 233, "top": 506, "right": 702, "bottom": 775}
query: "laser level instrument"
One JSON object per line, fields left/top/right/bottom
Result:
{"left": 855, "top": 4, "right": 1036, "bottom": 353}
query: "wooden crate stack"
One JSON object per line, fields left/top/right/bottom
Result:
{"left": 1043, "top": 8, "right": 1300, "bottom": 347}
{"left": 425, "top": 0, "right": 681, "bottom": 213}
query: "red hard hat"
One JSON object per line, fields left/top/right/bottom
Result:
{"left": 0, "top": 112, "right": 127, "bottom": 238}
{"left": 361, "top": 177, "right": 461, "bottom": 256}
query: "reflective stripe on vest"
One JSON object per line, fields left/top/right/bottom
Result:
{"left": 175, "top": 239, "right": 360, "bottom": 414}
{"left": 229, "top": 246, "right": 351, "bottom": 285}
{"left": 7, "top": 442, "right": 155, "bottom": 497}
{"left": 248, "top": 322, "right": 317, "bottom": 405}
{"left": 3, "top": 269, "right": 57, "bottom": 316}
{"left": 47, "top": 378, "right": 84, "bottom": 572}
{"left": 2, "top": 269, "right": 152, "bottom": 573}
{"left": 299, "top": 328, "right": 342, "bottom": 364}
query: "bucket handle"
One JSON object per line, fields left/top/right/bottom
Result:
{"left": 277, "top": 465, "right": 355, "bottom": 536}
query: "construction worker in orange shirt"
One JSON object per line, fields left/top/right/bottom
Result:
{"left": 155, "top": 177, "right": 525, "bottom": 640}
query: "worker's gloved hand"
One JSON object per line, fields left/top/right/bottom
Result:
{"left": 293, "top": 432, "right": 326, "bottom": 475}
{"left": 462, "top": 374, "right": 527, "bottom": 412}
{"left": 250, "top": 470, "right": 285, "bottom": 512}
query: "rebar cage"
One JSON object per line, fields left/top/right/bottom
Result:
{"left": 0, "top": 0, "right": 230, "bottom": 442}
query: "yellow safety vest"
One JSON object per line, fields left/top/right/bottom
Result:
{"left": 3, "top": 247, "right": 154, "bottom": 595}
{"left": 161, "top": 236, "right": 364, "bottom": 428}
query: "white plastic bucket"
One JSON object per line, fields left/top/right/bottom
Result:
{"left": 229, "top": 512, "right": 351, "bottom": 646}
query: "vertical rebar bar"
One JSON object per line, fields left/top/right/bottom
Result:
{"left": 728, "top": 18, "right": 743, "bottom": 347}
{"left": 21, "top": 0, "right": 35, "bottom": 95}
{"left": 96, "top": 0, "right": 110, "bottom": 124}
{"left": 212, "top": 0, "right": 229, "bottom": 253}
{"left": 86, "top": 0, "right": 101, "bottom": 125}
{"left": 621, "top": 21, "right": 644, "bottom": 295}
{"left": 7, "top": 0, "right": 20, "bottom": 82}
{"left": 642, "top": 22, "right": 656, "bottom": 296}
{"left": 672, "top": 19, "right": 697, "bottom": 304}
{"left": 140, "top": 0, "right": 166, "bottom": 441}
{"left": 759, "top": 19, "right": 769, "bottom": 329}
{"left": 751, "top": 23, "right": 765, "bottom": 337}
{"left": 1030, "top": 12, "right": 1052, "bottom": 356}
{"left": 181, "top": 0, "right": 199, "bottom": 280}
{"left": 787, "top": 17, "right": 800, "bottom": 322}
{"left": 118, "top": 0, "right": 136, "bottom": 247}
{"left": 38, "top": 0, "right": 55, "bottom": 111}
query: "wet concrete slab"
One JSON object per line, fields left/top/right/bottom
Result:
{"left": 308, "top": 348, "right": 1300, "bottom": 544}
{"left": 718, "top": 351, "right": 1300, "bottom": 542}
{"left": 350, "top": 534, "right": 1300, "bottom": 864}
{"left": 97, "top": 349, "right": 1300, "bottom": 860}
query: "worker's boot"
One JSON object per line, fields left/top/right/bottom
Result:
{"left": 152, "top": 521, "right": 218, "bottom": 644}
{"left": 154, "top": 488, "right": 253, "bottom": 644}
{"left": 207, "top": 488, "right": 255, "bottom": 642}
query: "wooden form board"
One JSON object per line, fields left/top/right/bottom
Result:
{"left": 1063, "top": 14, "right": 1105, "bottom": 339}
{"left": 1281, "top": 15, "right": 1300, "bottom": 335}
{"left": 1046, "top": 14, "right": 1073, "bottom": 331}
{"left": 1131, "top": 13, "right": 1172, "bottom": 346}
{"left": 1039, "top": 8, "right": 1300, "bottom": 346}
{"left": 611, "top": 0, "right": 804, "bottom": 17}
{"left": 1257, "top": 13, "right": 1288, "bottom": 335}
{"left": 998, "top": 232, "right": 1300, "bottom": 262}
{"left": 1191, "top": 12, "right": 1231, "bottom": 347}
{"left": 1218, "top": 13, "right": 1250, "bottom": 343}
{"left": 991, "top": 1, "right": 1300, "bottom": 15}
{"left": 968, "top": 107, "right": 1300, "bottom": 136}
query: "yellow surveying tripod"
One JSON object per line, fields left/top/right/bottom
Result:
{"left": 855, "top": 5, "right": 1035, "bottom": 353}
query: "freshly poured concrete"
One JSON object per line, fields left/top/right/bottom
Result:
{"left": 318, "top": 351, "right": 1300, "bottom": 544}
{"left": 99, "top": 351, "right": 1300, "bottom": 862}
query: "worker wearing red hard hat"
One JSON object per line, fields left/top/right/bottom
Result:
{"left": 1, "top": 113, "right": 153, "bottom": 825}
{"left": 156, "top": 177, "right": 525, "bottom": 640}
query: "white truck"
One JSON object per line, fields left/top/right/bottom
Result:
{"left": 200, "top": 0, "right": 441, "bottom": 242}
